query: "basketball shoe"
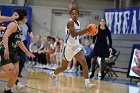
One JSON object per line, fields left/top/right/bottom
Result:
{"left": 16, "top": 82, "right": 25, "bottom": 91}
{"left": 3, "top": 89, "right": 13, "bottom": 93}
{"left": 85, "top": 82, "right": 96, "bottom": 89}
{"left": 50, "top": 72, "right": 58, "bottom": 85}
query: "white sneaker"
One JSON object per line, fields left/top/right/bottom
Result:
{"left": 50, "top": 72, "right": 58, "bottom": 85}
{"left": 16, "top": 82, "right": 25, "bottom": 91}
{"left": 85, "top": 82, "right": 96, "bottom": 89}
{"left": 50, "top": 72, "right": 57, "bottom": 80}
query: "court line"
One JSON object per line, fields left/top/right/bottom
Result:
{"left": 0, "top": 80, "right": 51, "bottom": 93}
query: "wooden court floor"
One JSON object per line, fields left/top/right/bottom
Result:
{"left": 0, "top": 68, "right": 140, "bottom": 93}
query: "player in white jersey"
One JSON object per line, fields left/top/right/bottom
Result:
{"left": 50, "top": 8, "right": 96, "bottom": 89}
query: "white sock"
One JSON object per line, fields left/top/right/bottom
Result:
{"left": 85, "top": 79, "right": 90, "bottom": 84}
{"left": 6, "top": 87, "right": 11, "bottom": 91}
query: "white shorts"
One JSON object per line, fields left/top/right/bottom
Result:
{"left": 61, "top": 44, "right": 82, "bottom": 62}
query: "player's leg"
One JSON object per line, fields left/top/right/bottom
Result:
{"left": 1, "top": 63, "right": 17, "bottom": 93}
{"left": 6, "top": 62, "right": 19, "bottom": 89}
{"left": 11, "top": 52, "right": 25, "bottom": 91}
{"left": 75, "top": 51, "right": 88, "bottom": 78}
{"left": 14, "top": 62, "right": 25, "bottom": 91}
{"left": 50, "top": 59, "right": 69, "bottom": 80}
{"left": 50, "top": 46, "right": 70, "bottom": 80}
{"left": 74, "top": 51, "right": 96, "bottom": 89}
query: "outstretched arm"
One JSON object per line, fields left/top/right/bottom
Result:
{"left": 0, "top": 11, "right": 19, "bottom": 22}
{"left": 18, "top": 41, "right": 35, "bottom": 58}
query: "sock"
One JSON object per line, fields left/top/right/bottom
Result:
{"left": 6, "top": 87, "right": 11, "bottom": 91}
{"left": 85, "top": 79, "right": 90, "bottom": 84}
{"left": 15, "top": 79, "right": 19, "bottom": 85}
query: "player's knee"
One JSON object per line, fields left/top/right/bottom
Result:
{"left": 7, "top": 68, "right": 17, "bottom": 77}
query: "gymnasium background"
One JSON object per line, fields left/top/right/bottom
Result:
{"left": 0, "top": 0, "right": 140, "bottom": 74}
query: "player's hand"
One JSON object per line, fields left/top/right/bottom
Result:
{"left": 26, "top": 51, "right": 35, "bottom": 58}
{"left": 4, "top": 49, "right": 9, "bottom": 59}
{"left": 29, "top": 50, "right": 33, "bottom": 53}
{"left": 11, "top": 13, "right": 19, "bottom": 20}
{"left": 87, "top": 25, "right": 92, "bottom": 32}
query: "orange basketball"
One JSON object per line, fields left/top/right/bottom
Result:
{"left": 87, "top": 24, "right": 98, "bottom": 36}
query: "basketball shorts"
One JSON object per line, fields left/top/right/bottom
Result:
{"left": 0, "top": 50, "right": 19, "bottom": 67}
{"left": 61, "top": 44, "right": 82, "bottom": 62}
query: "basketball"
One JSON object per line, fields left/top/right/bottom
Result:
{"left": 87, "top": 24, "right": 98, "bottom": 36}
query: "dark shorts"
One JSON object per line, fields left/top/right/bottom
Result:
{"left": 0, "top": 50, "right": 19, "bottom": 67}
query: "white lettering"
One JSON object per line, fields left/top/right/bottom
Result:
{"left": 105, "top": 12, "right": 114, "bottom": 30}
{"left": 123, "top": 11, "right": 130, "bottom": 34}
{"left": 130, "top": 10, "right": 137, "bottom": 34}
{"left": 114, "top": 12, "right": 123, "bottom": 34}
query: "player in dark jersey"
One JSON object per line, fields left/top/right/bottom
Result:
{"left": 0, "top": 8, "right": 27, "bottom": 91}
{"left": 0, "top": 8, "right": 34, "bottom": 93}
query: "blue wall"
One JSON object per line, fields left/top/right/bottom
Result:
{"left": 1, "top": 5, "right": 32, "bottom": 61}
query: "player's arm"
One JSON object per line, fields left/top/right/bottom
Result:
{"left": 2, "top": 22, "right": 17, "bottom": 59}
{"left": 18, "top": 41, "right": 35, "bottom": 58}
{"left": 0, "top": 12, "right": 19, "bottom": 22}
{"left": 68, "top": 20, "right": 91, "bottom": 37}
{"left": 3, "top": 22, "right": 17, "bottom": 50}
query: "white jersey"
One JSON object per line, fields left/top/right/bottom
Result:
{"left": 65, "top": 19, "right": 80, "bottom": 46}
{"left": 62, "top": 19, "right": 82, "bottom": 61}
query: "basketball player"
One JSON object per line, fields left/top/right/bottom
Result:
{"left": 0, "top": 8, "right": 34, "bottom": 93}
{"left": 0, "top": 9, "right": 29, "bottom": 91}
{"left": 50, "top": 8, "right": 96, "bottom": 89}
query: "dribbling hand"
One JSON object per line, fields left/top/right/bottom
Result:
{"left": 87, "top": 25, "right": 93, "bottom": 32}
